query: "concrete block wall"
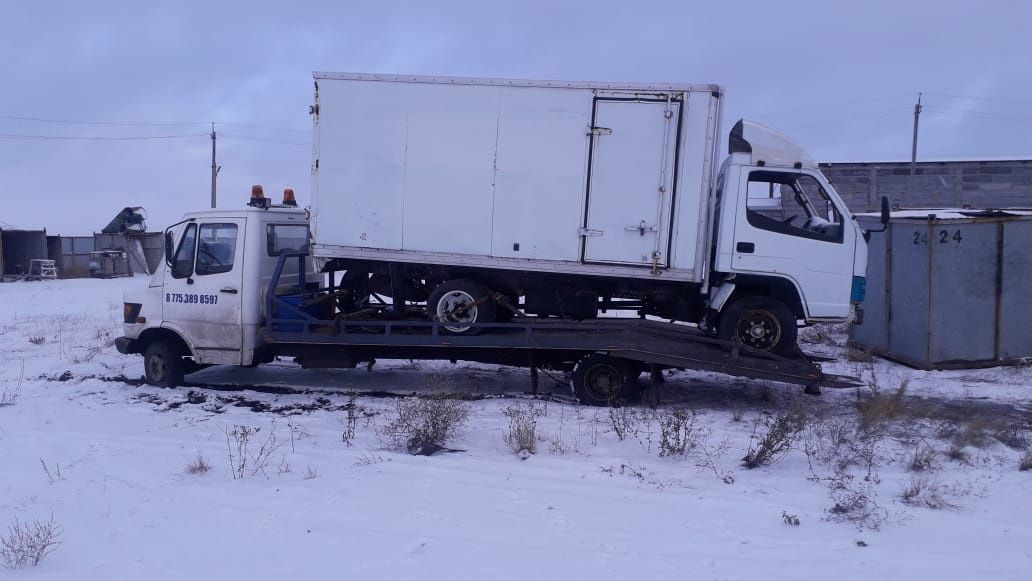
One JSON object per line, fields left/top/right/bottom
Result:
{"left": 819, "top": 160, "right": 1032, "bottom": 212}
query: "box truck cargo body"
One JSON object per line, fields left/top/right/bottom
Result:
{"left": 311, "top": 73, "right": 722, "bottom": 282}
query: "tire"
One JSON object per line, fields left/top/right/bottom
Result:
{"left": 571, "top": 353, "right": 636, "bottom": 406}
{"left": 427, "top": 279, "right": 497, "bottom": 334}
{"left": 143, "top": 339, "right": 186, "bottom": 388}
{"left": 717, "top": 296, "right": 798, "bottom": 355}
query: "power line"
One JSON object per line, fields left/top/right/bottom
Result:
{"left": 923, "top": 92, "right": 1032, "bottom": 107}
{"left": 776, "top": 108, "right": 912, "bottom": 130}
{"left": 923, "top": 106, "right": 1032, "bottom": 123}
{"left": 218, "top": 122, "right": 309, "bottom": 134}
{"left": 0, "top": 114, "right": 308, "bottom": 134}
{"left": 220, "top": 133, "right": 309, "bottom": 147}
{"left": 0, "top": 114, "right": 206, "bottom": 127}
{"left": 751, "top": 94, "right": 911, "bottom": 118}
{"left": 0, "top": 132, "right": 208, "bottom": 141}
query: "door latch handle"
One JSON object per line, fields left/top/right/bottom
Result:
{"left": 220, "top": 287, "right": 238, "bottom": 294}
{"left": 736, "top": 242, "right": 755, "bottom": 254}
{"left": 625, "top": 221, "right": 657, "bottom": 237}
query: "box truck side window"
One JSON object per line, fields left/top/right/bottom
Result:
{"left": 196, "top": 223, "right": 238, "bottom": 275}
{"left": 171, "top": 224, "right": 197, "bottom": 279}
{"left": 746, "top": 171, "right": 843, "bottom": 243}
{"left": 267, "top": 224, "right": 310, "bottom": 256}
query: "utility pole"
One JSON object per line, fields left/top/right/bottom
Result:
{"left": 908, "top": 92, "right": 922, "bottom": 197}
{"left": 208, "top": 121, "right": 216, "bottom": 208}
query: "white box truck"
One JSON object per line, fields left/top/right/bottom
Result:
{"left": 116, "top": 72, "right": 883, "bottom": 404}
{"left": 310, "top": 73, "right": 878, "bottom": 352}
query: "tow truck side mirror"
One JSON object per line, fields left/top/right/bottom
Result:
{"left": 164, "top": 231, "right": 174, "bottom": 266}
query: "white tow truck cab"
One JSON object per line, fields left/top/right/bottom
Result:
{"left": 118, "top": 188, "right": 311, "bottom": 383}
{"left": 117, "top": 74, "right": 887, "bottom": 391}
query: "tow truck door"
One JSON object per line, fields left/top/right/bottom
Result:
{"left": 163, "top": 218, "right": 245, "bottom": 364}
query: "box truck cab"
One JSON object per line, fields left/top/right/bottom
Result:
{"left": 706, "top": 120, "right": 871, "bottom": 348}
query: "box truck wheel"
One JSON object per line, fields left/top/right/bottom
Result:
{"left": 571, "top": 353, "right": 635, "bottom": 406}
{"left": 717, "top": 297, "right": 797, "bottom": 355}
{"left": 427, "top": 279, "right": 497, "bottom": 334}
{"left": 143, "top": 340, "right": 186, "bottom": 388}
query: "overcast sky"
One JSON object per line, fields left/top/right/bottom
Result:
{"left": 2, "top": 0, "right": 1030, "bottom": 233}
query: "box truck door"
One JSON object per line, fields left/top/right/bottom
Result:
{"left": 582, "top": 98, "right": 679, "bottom": 266}
{"left": 163, "top": 219, "right": 244, "bottom": 364}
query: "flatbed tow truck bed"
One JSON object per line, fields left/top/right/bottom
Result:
{"left": 260, "top": 256, "right": 860, "bottom": 404}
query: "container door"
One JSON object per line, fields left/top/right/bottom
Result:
{"left": 582, "top": 98, "right": 679, "bottom": 266}
{"left": 162, "top": 219, "right": 244, "bottom": 364}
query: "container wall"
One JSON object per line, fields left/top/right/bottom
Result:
{"left": 886, "top": 222, "right": 931, "bottom": 367}
{"left": 999, "top": 220, "right": 1032, "bottom": 359}
{"left": 927, "top": 221, "right": 997, "bottom": 364}
{"left": 0, "top": 230, "right": 48, "bottom": 275}
{"left": 58, "top": 236, "right": 95, "bottom": 278}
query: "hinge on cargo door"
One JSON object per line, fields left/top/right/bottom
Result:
{"left": 578, "top": 228, "right": 604, "bottom": 237}
{"left": 588, "top": 126, "right": 612, "bottom": 136}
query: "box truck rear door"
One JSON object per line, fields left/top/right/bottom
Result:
{"left": 582, "top": 98, "right": 679, "bottom": 267}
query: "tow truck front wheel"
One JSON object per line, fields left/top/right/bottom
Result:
{"left": 718, "top": 297, "right": 798, "bottom": 355}
{"left": 144, "top": 340, "right": 186, "bottom": 388}
{"left": 571, "top": 353, "right": 636, "bottom": 406}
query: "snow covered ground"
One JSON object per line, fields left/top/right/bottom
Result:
{"left": 1, "top": 277, "right": 1030, "bottom": 580}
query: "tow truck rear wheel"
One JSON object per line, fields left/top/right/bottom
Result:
{"left": 143, "top": 339, "right": 186, "bottom": 388}
{"left": 571, "top": 353, "right": 636, "bottom": 406}
{"left": 427, "top": 279, "right": 497, "bottom": 334}
{"left": 717, "top": 296, "right": 798, "bottom": 355}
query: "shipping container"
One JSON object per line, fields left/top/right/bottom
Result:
{"left": 851, "top": 209, "right": 1032, "bottom": 368}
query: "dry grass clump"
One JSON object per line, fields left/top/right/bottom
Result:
{"left": 185, "top": 453, "right": 212, "bottom": 475}
{"left": 856, "top": 380, "right": 908, "bottom": 431}
{"left": 900, "top": 476, "right": 956, "bottom": 510}
{"left": 908, "top": 444, "right": 937, "bottom": 472}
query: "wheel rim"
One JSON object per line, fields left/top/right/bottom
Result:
{"left": 735, "top": 308, "right": 782, "bottom": 351}
{"left": 147, "top": 352, "right": 167, "bottom": 382}
{"left": 584, "top": 364, "right": 622, "bottom": 403}
{"left": 436, "top": 290, "right": 478, "bottom": 332}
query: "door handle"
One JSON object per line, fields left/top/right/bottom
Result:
{"left": 220, "top": 287, "right": 238, "bottom": 294}
{"left": 736, "top": 242, "right": 755, "bottom": 254}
